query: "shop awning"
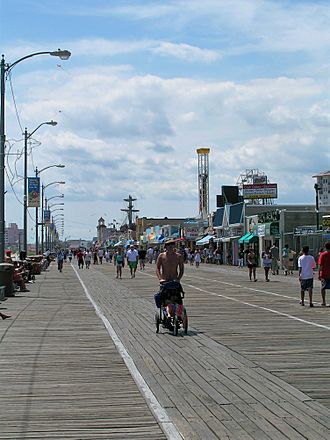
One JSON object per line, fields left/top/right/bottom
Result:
{"left": 246, "top": 233, "right": 258, "bottom": 244}
{"left": 238, "top": 233, "right": 252, "bottom": 244}
{"left": 195, "top": 234, "right": 214, "bottom": 245}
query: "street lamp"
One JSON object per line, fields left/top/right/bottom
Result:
{"left": 23, "top": 121, "right": 58, "bottom": 254}
{"left": 33, "top": 163, "right": 64, "bottom": 254}
{"left": 0, "top": 49, "right": 71, "bottom": 262}
{"left": 42, "top": 181, "right": 65, "bottom": 253}
{"left": 48, "top": 203, "right": 64, "bottom": 209}
{"left": 314, "top": 183, "right": 321, "bottom": 231}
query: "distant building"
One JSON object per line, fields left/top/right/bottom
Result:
{"left": 5, "top": 223, "right": 24, "bottom": 248}
{"left": 313, "top": 170, "right": 330, "bottom": 213}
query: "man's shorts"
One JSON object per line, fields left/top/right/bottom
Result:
{"left": 129, "top": 261, "right": 137, "bottom": 270}
{"left": 300, "top": 278, "right": 313, "bottom": 291}
{"left": 321, "top": 279, "right": 330, "bottom": 290}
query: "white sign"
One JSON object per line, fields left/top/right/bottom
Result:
{"left": 185, "top": 227, "right": 199, "bottom": 239}
{"left": 243, "top": 183, "right": 278, "bottom": 199}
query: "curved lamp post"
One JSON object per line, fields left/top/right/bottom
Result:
{"left": 42, "top": 181, "right": 65, "bottom": 253}
{"left": 32, "top": 162, "right": 64, "bottom": 254}
{"left": 23, "top": 121, "right": 58, "bottom": 254}
{"left": 0, "top": 49, "right": 71, "bottom": 262}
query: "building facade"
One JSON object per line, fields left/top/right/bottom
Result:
{"left": 313, "top": 170, "right": 330, "bottom": 213}
{"left": 5, "top": 223, "right": 24, "bottom": 249}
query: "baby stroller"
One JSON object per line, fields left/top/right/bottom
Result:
{"left": 155, "top": 280, "right": 188, "bottom": 336}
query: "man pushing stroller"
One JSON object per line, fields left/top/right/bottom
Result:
{"left": 156, "top": 239, "right": 184, "bottom": 284}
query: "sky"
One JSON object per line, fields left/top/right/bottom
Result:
{"left": 1, "top": 0, "right": 330, "bottom": 241}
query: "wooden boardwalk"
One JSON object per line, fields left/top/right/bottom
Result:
{"left": 2, "top": 260, "right": 330, "bottom": 439}
{"left": 0, "top": 266, "right": 166, "bottom": 439}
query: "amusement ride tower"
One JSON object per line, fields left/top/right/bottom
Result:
{"left": 196, "top": 148, "right": 210, "bottom": 219}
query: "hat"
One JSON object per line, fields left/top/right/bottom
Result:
{"left": 165, "top": 239, "right": 176, "bottom": 246}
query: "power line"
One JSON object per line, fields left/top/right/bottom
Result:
{"left": 8, "top": 71, "right": 24, "bottom": 133}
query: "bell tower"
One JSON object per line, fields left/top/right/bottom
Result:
{"left": 97, "top": 217, "right": 106, "bottom": 244}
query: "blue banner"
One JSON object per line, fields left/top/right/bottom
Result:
{"left": 44, "top": 210, "right": 51, "bottom": 225}
{"left": 28, "top": 177, "right": 40, "bottom": 207}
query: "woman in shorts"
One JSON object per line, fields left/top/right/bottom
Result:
{"left": 262, "top": 248, "right": 272, "bottom": 282}
{"left": 247, "top": 248, "right": 257, "bottom": 282}
{"left": 114, "top": 248, "right": 124, "bottom": 279}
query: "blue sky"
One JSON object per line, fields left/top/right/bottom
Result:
{"left": 2, "top": 0, "right": 330, "bottom": 240}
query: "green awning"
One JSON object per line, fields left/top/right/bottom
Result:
{"left": 245, "top": 233, "right": 258, "bottom": 244}
{"left": 238, "top": 233, "right": 252, "bottom": 244}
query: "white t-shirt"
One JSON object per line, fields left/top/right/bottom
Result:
{"left": 127, "top": 249, "right": 139, "bottom": 262}
{"left": 298, "top": 254, "right": 316, "bottom": 279}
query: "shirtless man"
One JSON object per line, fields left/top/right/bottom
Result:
{"left": 156, "top": 240, "right": 184, "bottom": 283}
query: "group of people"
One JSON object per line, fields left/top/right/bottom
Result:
{"left": 298, "top": 241, "right": 330, "bottom": 307}
{"left": 245, "top": 244, "right": 297, "bottom": 282}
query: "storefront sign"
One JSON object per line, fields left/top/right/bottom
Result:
{"left": 294, "top": 226, "right": 317, "bottom": 235}
{"left": 322, "top": 216, "right": 330, "bottom": 229}
{"left": 258, "top": 210, "right": 280, "bottom": 223}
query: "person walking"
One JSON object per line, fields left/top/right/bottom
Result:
{"left": 98, "top": 248, "right": 104, "bottom": 264}
{"left": 288, "top": 248, "right": 297, "bottom": 275}
{"left": 215, "top": 248, "right": 222, "bottom": 265}
{"left": 237, "top": 248, "right": 244, "bottom": 268}
{"left": 318, "top": 241, "right": 330, "bottom": 307}
{"left": 57, "top": 249, "right": 64, "bottom": 272}
{"left": 138, "top": 247, "right": 147, "bottom": 270}
{"left": 194, "top": 250, "right": 201, "bottom": 268}
{"left": 156, "top": 239, "right": 184, "bottom": 283}
{"left": 261, "top": 248, "right": 272, "bottom": 282}
{"left": 247, "top": 248, "right": 257, "bottom": 282}
{"left": 77, "top": 249, "right": 84, "bottom": 269}
{"left": 68, "top": 250, "right": 73, "bottom": 263}
{"left": 126, "top": 245, "right": 139, "bottom": 278}
{"left": 298, "top": 245, "right": 316, "bottom": 307}
{"left": 114, "top": 247, "right": 124, "bottom": 279}
{"left": 270, "top": 244, "right": 279, "bottom": 275}
{"left": 282, "top": 244, "right": 290, "bottom": 275}
{"left": 147, "top": 246, "right": 154, "bottom": 264}
{"left": 84, "top": 250, "right": 92, "bottom": 269}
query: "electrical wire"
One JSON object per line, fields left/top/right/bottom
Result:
{"left": 8, "top": 71, "right": 24, "bottom": 133}
{"left": 5, "top": 168, "right": 23, "bottom": 207}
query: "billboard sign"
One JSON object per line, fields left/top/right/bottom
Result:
{"left": 28, "top": 177, "right": 40, "bottom": 207}
{"left": 243, "top": 183, "right": 278, "bottom": 199}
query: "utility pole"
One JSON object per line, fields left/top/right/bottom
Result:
{"left": 121, "top": 195, "right": 139, "bottom": 229}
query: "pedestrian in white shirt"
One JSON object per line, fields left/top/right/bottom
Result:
{"left": 126, "top": 245, "right": 139, "bottom": 278}
{"left": 298, "top": 245, "right": 316, "bottom": 307}
{"left": 98, "top": 248, "right": 104, "bottom": 265}
{"left": 147, "top": 247, "right": 154, "bottom": 264}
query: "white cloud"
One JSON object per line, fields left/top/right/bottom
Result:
{"left": 7, "top": 67, "right": 328, "bottom": 217}
{"left": 152, "top": 42, "right": 219, "bottom": 62}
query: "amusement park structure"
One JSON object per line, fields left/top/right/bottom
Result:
{"left": 197, "top": 148, "right": 210, "bottom": 219}
{"left": 237, "top": 169, "right": 277, "bottom": 205}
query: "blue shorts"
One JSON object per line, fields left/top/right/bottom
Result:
{"left": 321, "top": 279, "right": 330, "bottom": 290}
{"left": 300, "top": 278, "right": 313, "bottom": 290}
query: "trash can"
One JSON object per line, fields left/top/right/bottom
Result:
{"left": 20, "top": 250, "right": 27, "bottom": 261}
{"left": 0, "top": 263, "right": 15, "bottom": 297}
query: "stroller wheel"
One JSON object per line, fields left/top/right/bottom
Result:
{"left": 173, "top": 316, "right": 179, "bottom": 336}
{"left": 183, "top": 310, "right": 188, "bottom": 334}
{"left": 155, "top": 312, "right": 160, "bottom": 333}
